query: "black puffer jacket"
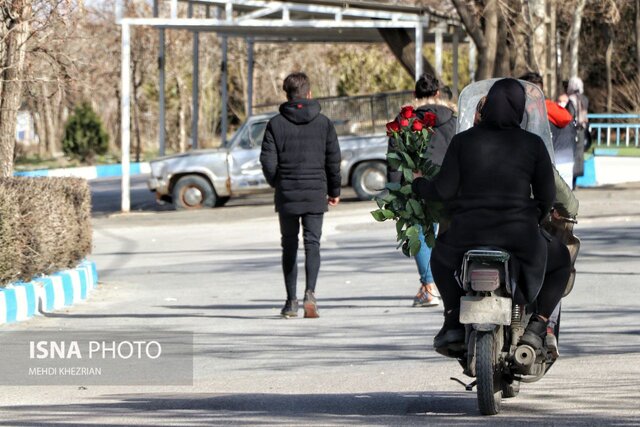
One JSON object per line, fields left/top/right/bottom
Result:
{"left": 387, "top": 103, "right": 457, "bottom": 183}
{"left": 260, "top": 99, "right": 341, "bottom": 215}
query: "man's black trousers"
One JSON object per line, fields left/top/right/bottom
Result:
{"left": 278, "top": 212, "right": 324, "bottom": 301}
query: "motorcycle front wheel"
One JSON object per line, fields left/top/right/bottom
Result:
{"left": 476, "top": 331, "right": 503, "bottom": 415}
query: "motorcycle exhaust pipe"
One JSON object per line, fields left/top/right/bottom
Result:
{"left": 514, "top": 344, "right": 536, "bottom": 370}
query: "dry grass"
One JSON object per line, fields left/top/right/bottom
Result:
{"left": 0, "top": 177, "right": 92, "bottom": 287}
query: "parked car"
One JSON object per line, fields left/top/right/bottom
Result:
{"left": 147, "top": 112, "right": 390, "bottom": 209}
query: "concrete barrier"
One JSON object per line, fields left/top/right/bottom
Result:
{"left": 0, "top": 261, "right": 98, "bottom": 325}
{"left": 577, "top": 154, "right": 640, "bottom": 187}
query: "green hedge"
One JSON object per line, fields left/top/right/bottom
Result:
{"left": 0, "top": 177, "right": 92, "bottom": 287}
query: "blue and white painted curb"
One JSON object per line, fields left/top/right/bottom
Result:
{"left": 577, "top": 154, "right": 640, "bottom": 187}
{"left": 15, "top": 162, "right": 150, "bottom": 181}
{"left": 0, "top": 261, "right": 98, "bottom": 325}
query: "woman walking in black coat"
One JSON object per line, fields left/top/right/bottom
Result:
{"left": 412, "top": 78, "right": 571, "bottom": 355}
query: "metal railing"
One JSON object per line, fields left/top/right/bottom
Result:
{"left": 588, "top": 113, "right": 640, "bottom": 148}
{"left": 253, "top": 91, "right": 415, "bottom": 136}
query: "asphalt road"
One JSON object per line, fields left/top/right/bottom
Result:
{"left": 1, "top": 180, "right": 639, "bottom": 425}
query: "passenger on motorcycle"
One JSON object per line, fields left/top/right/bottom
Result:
{"left": 412, "top": 78, "right": 572, "bottom": 356}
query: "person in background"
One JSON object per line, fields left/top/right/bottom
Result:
{"left": 519, "top": 72, "right": 575, "bottom": 187}
{"left": 387, "top": 73, "right": 457, "bottom": 308}
{"left": 260, "top": 72, "right": 342, "bottom": 319}
{"left": 567, "top": 77, "right": 590, "bottom": 189}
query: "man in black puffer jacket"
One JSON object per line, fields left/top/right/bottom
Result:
{"left": 260, "top": 72, "right": 341, "bottom": 319}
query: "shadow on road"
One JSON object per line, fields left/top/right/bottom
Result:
{"left": 1, "top": 390, "right": 638, "bottom": 426}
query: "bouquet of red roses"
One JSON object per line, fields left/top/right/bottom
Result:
{"left": 371, "top": 105, "right": 441, "bottom": 257}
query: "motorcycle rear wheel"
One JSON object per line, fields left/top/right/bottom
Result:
{"left": 476, "top": 331, "right": 503, "bottom": 415}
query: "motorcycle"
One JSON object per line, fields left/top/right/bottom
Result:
{"left": 445, "top": 79, "right": 580, "bottom": 415}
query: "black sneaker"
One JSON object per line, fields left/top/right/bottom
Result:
{"left": 303, "top": 290, "right": 319, "bottom": 318}
{"left": 433, "top": 309, "right": 465, "bottom": 355}
{"left": 518, "top": 315, "right": 547, "bottom": 352}
{"left": 281, "top": 299, "right": 299, "bottom": 318}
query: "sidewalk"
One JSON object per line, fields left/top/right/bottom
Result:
{"left": 575, "top": 181, "right": 640, "bottom": 221}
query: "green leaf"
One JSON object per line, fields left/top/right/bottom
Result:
{"left": 387, "top": 152, "right": 401, "bottom": 160}
{"left": 408, "top": 199, "right": 424, "bottom": 218}
{"left": 400, "top": 184, "right": 413, "bottom": 195}
{"left": 402, "top": 167, "right": 413, "bottom": 183}
{"left": 399, "top": 151, "right": 415, "bottom": 169}
{"left": 375, "top": 197, "right": 385, "bottom": 209}
{"left": 399, "top": 209, "right": 411, "bottom": 219}
{"left": 388, "top": 158, "right": 402, "bottom": 169}
{"left": 371, "top": 210, "right": 386, "bottom": 222}
{"left": 381, "top": 209, "right": 395, "bottom": 219}
{"left": 409, "top": 235, "right": 421, "bottom": 257}
{"left": 405, "top": 225, "right": 419, "bottom": 238}
{"left": 425, "top": 230, "right": 436, "bottom": 248}
{"left": 385, "top": 182, "right": 401, "bottom": 191}
{"left": 395, "top": 218, "right": 406, "bottom": 235}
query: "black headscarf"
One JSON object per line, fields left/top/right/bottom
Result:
{"left": 480, "top": 78, "right": 526, "bottom": 129}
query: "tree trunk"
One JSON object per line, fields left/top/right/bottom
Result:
{"left": 527, "top": 0, "right": 547, "bottom": 76}
{"left": 0, "top": 1, "right": 32, "bottom": 177}
{"left": 42, "top": 84, "right": 58, "bottom": 157}
{"left": 378, "top": 29, "right": 437, "bottom": 79}
{"left": 568, "top": 0, "right": 586, "bottom": 78}
{"left": 478, "top": 0, "right": 499, "bottom": 80}
{"left": 606, "top": 26, "right": 614, "bottom": 112}
{"left": 546, "top": 0, "right": 558, "bottom": 98}
{"left": 493, "top": 15, "right": 511, "bottom": 77}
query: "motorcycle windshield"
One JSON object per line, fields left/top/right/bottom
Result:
{"left": 456, "top": 79, "right": 555, "bottom": 164}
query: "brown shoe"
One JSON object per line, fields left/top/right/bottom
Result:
{"left": 303, "top": 290, "right": 319, "bottom": 318}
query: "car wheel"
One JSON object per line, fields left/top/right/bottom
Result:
{"left": 352, "top": 161, "right": 387, "bottom": 201}
{"left": 172, "top": 175, "right": 217, "bottom": 210}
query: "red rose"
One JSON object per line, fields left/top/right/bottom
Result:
{"left": 400, "top": 105, "right": 415, "bottom": 119}
{"left": 412, "top": 120, "right": 423, "bottom": 131}
{"left": 386, "top": 120, "right": 400, "bottom": 133}
{"left": 399, "top": 118, "right": 410, "bottom": 128}
{"left": 422, "top": 112, "right": 437, "bottom": 127}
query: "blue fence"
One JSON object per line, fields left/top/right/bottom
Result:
{"left": 588, "top": 113, "right": 640, "bottom": 147}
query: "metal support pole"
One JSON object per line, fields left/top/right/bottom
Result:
{"left": 469, "top": 40, "right": 477, "bottom": 83}
{"left": 221, "top": 36, "right": 229, "bottom": 145}
{"left": 115, "top": 0, "right": 123, "bottom": 23}
{"left": 155, "top": 0, "right": 166, "bottom": 156}
{"left": 189, "top": 2, "right": 199, "bottom": 149}
{"left": 247, "top": 37, "right": 254, "bottom": 117}
{"left": 170, "top": 0, "right": 177, "bottom": 19}
{"left": 452, "top": 32, "right": 459, "bottom": 99}
{"left": 121, "top": 23, "right": 131, "bottom": 213}
{"left": 415, "top": 24, "right": 424, "bottom": 81}
{"left": 158, "top": 29, "right": 166, "bottom": 156}
{"left": 435, "top": 29, "right": 443, "bottom": 78}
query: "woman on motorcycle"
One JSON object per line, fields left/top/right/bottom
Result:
{"left": 412, "top": 78, "right": 571, "bottom": 355}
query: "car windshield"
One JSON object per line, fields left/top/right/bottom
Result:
{"left": 222, "top": 122, "right": 247, "bottom": 149}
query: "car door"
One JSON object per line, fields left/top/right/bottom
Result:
{"left": 228, "top": 120, "right": 270, "bottom": 194}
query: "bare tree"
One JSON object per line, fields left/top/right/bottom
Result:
{"left": 565, "top": 0, "right": 586, "bottom": 78}
{"left": 451, "top": 0, "right": 499, "bottom": 80}
{"left": 0, "top": 0, "right": 33, "bottom": 176}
